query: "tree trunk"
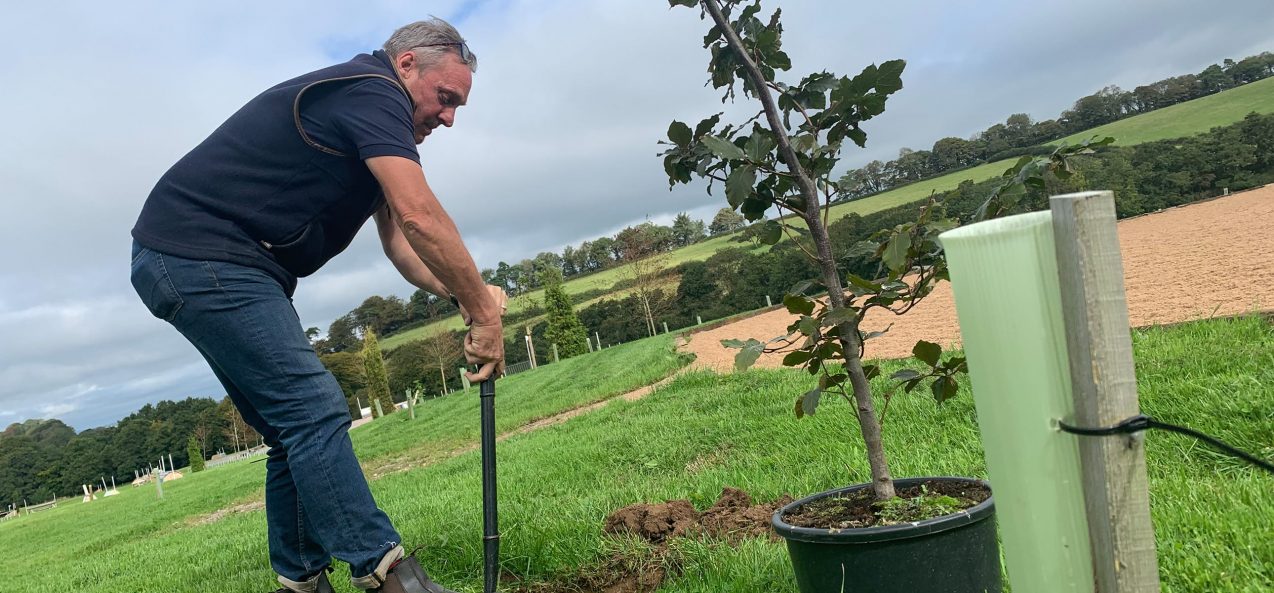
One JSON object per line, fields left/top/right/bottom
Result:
{"left": 640, "top": 294, "right": 655, "bottom": 337}
{"left": 805, "top": 209, "right": 895, "bottom": 500}
{"left": 702, "top": 0, "right": 894, "bottom": 499}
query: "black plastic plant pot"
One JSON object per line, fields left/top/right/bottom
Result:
{"left": 771, "top": 477, "right": 1001, "bottom": 593}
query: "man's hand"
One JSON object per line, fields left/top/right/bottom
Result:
{"left": 460, "top": 285, "right": 508, "bottom": 326}
{"left": 464, "top": 320, "right": 505, "bottom": 382}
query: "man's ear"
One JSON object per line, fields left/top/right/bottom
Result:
{"left": 395, "top": 51, "right": 416, "bottom": 78}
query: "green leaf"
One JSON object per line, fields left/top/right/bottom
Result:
{"left": 734, "top": 340, "right": 765, "bottom": 371}
{"left": 845, "top": 240, "right": 879, "bottom": 260}
{"left": 720, "top": 339, "right": 747, "bottom": 349}
{"left": 875, "top": 59, "right": 906, "bottom": 95}
{"left": 822, "top": 307, "right": 855, "bottom": 327}
{"left": 702, "top": 135, "right": 746, "bottom": 160}
{"left": 741, "top": 197, "right": 770, "bottom": 221}
{"left": 695, "top": 113, "right": 723, "bottom": 138}
{"left": 862, "top": 329, "right": 889, "bottom": 341}
{"left": 667, "top": 121, "right": 692, "bottom": 147}
{"left": 758, "top": 220, "right": 782, "bottom": 245}
{"left": 891, "top": 368, "right": 922, "bottom": 381}
{"left": 882, "top": 232, "right": 911, "bottom": 272}
{"left": 931, "top": 375, "right": 959, "bottom": 404}
{"left": 784, "top": 294, "right": 815, "bottom": 316}
{"left": 783, "top": 350, "right": 814, "bottom": 366}
{"left": 725, "top": 165, "right": 756, "bottom": 208}
{"left": 800, "top": 388, "right": 822, "bottom": 417}
{"left": 703, "top": 25, "right": 722, "bottom": 46}
{"left": 789, "top": 279, "right": 816, "bottom": 295}
{"left": 745, "top": 129, "right": 776, "bottom": 161}
{"left": 912, "top": 340, "right": 941, "bottom": 366}
{"left": 843, "top": 273, "right": 881, "bottom": 293}
{"left": 668, "top": 0, "right": 697, "bottom": 6}
{"left": 796, "top": 316, "right": 819, "bottom": 336}
{"left": 845, "top": 127, "right": 868, "bottom": 148}
{"left": 862, "top": 363, "right": 881, "bottom": 380}
{"left": 790, "top": 134, "right": 816, "bottom": 153}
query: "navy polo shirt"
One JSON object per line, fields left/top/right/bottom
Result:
{"left": 300, "top": 77, "right": 419, "bottom": 162}
{"left": 133, "top": 51, "right": 420, "bottom": 295}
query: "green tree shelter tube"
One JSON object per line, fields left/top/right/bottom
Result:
{"left": 939, "top": 212, "right": 1094, "bottom": 592}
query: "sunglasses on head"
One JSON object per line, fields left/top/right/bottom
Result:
{"left": 415, "top": 41, "right": 475, "bottom": 65}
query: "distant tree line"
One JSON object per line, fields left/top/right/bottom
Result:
{"left": 838, "top": 52, "right": 1274, "bottom": 200}
{"left": 322, "top": 51, "right": 1274, "bottom": 349}
{"left": 569, "top": 112, "right": 1274, "bottom": 349}
{"left": 0, "top": 398, "right": 261, "bottom": 504}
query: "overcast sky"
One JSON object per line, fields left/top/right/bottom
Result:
{"left": 2, "top": 0, "right": 1272, "bottom": 431}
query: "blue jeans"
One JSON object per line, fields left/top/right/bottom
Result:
{"left": 129, "top": 241, "right": 400, "bottom": 581}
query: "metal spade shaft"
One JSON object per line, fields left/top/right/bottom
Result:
{"left": 479, "top": 378, "right": 499, "bottom": 593}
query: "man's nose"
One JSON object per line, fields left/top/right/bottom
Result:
{"left": 440, "top": 108, "right": 456, "bottom": 127}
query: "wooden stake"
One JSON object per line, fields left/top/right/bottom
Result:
{"left": 1050, "top": 191, "right": 1160, "bottom": 593}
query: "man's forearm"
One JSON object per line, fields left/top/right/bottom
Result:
{"left": 396, "top": 212, "right": 498, "bottom": 323}
{"left": 367, "top": 156, "right": 500, "bottom": 324}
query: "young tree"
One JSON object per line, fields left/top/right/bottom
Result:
{"left": 191, "top": 423, "right": 213, "bottom": 459}
{"left": 671, "top": 212, "right": 708, "bottom": 246}
{"left": 561, "top": 245, "right": 580, "bottom": 276}
{"left": 661, "top": 0, "right": 1107, "bottom": 501}
{"left": 619, "top": 225, "right": 671, "bottom": 337}
{"left": 218, "top": 397, "right": 258, "bottom": 453}
{"left": 541, "top": 267, "right": 590, "bottom": 357}
{"left": 362, "top": 328, "right": 394, "bottom": 417}
{"left": 708, "top": 207, "right": 746, "bottom": 235}
{"left": 661, "top": 0, "right": 940, "bottom": 500}
{"left": 187, "top": 435, "right": 206, "bottom": 472}
{"left": 419, "top": 329, "right": 463, "bottom": 394}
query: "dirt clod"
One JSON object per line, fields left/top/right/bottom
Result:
{"left": 698, "top": 487, "right": 793, "bottom": 542}
{"left": 603, "top": 499, "right": 698, "bottom": 544}
{"left": 518, "top": 487, "right": 789, "bottom": 592}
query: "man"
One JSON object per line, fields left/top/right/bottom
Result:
{"left": 129, "top": 18, "right": 504, "bottom": 593}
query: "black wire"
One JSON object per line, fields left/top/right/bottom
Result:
{"left": 1059, "top": 414, "right": 1274, "bottom": 475}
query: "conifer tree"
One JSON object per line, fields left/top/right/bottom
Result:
{"left": 187, "top": 435, "right": 205, "bottom": 472}
{"left": 541, "top": 267, "right": 590, "bottom": 358}
{"left": 362, "top": 328, "right": 394, "bottom": 417}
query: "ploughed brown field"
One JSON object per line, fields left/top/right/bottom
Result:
{"left": 684, "top": 185, "right": 1274, "bottom": 370}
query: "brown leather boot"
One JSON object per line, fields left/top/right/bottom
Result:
{"left": 350, "top": 546, "right": 458, "bottom": 593}
{"left": 274, "top": 566, "right": 334, "bottom": 593}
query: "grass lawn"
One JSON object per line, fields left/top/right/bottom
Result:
{"left": 2, "top": 316, "right": 1270, "bottom": 592}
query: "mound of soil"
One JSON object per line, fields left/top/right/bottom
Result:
{"left": 603, "top": 486, "right": 794, "bottom": 543}
{"left": 697, "top": 487, "right": 794, "bottom": 541}
{"left": 602, "top": 498, "right": 698, "bottom": 544}
{"left": 515, "top": 487, "right": 790, "bottom": 593}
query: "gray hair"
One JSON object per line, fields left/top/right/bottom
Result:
{"left": 383, "top": 17, "right": 477, "bottom": 73}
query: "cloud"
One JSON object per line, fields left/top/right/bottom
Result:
{"left": 2, "top": 0, "right": 1273, "bottom": 429}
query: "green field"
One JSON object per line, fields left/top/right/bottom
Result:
{"left": 3, "top": 316, "right": 1270, "bottom": 592}
{"left": 1053, "top": 76, "right": 1274, "bottom": 147}
{"left": 383, "top": 78, "right": 1274, "bottom": 352}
